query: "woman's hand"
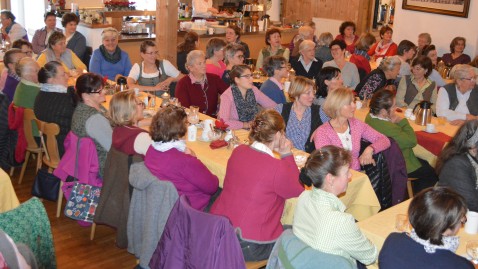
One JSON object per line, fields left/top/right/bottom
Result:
{"left": 359, "top": 146, "right": 376, "bottom": 166}
{"left": 277, "top": 133, "right": 292, "bottom": 155}
{"left": 184, "top": 147, "right": 196, "bottom": 157}
{"left": 155, "top": 79, "right": 172, "bottom": 91}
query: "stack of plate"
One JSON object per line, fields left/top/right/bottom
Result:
{"left": 212, "top": 25, "right": 227, "bottom": 34}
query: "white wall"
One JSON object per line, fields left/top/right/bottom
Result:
{"left": 393, "top": 0, "right": 478, "bottom": 59}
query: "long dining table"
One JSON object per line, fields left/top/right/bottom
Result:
{"left": 104, "top": 94, "right": 381, "bottom": 223}
{"left": 357, "top": 199, "right": 478, "bottom": 269}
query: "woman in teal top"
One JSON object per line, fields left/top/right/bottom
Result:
{"left": 365, "top": 89, "right": 438, "bottom": 194}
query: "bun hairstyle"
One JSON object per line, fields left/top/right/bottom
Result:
{"left": 299, "top": 145, "right": 351, "bottom": 188}
{"left": 248, "top": 109, "right": 285, "bottom": 144}
{"left": 38, "top": 61, "right": 62, "bottom": 83}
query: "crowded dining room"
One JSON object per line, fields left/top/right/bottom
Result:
{"left": 1, "top": 0, "right": 478, "bottom": 268}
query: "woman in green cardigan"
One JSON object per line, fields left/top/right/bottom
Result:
{"left": 365, "top": 89, "right": 438, "bottom": 194}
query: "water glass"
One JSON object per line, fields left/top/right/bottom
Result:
{"left": 188, "top": 106, "right": 199, "bottom": 124}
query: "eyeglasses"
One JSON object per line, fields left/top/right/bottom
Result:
{"left": 89, "top": 88, "right": 106, "bottom": 94}
{"left": 144, "top": 51, "right": 159, "bottom": 55}
{"left": 236, "top": 55, "right": 245, "bottom": 59}
{"left": 239, "top": 74, "right": 253, "bottom": 79}
{"left": 461, "top": 76, "right": 477, "bottom": 81}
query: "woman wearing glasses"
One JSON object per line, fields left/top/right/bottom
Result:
{"left": 260, "top": 55, "right": 288, "bottom": 104}
{"left": 109, "top": 91, "right": 151, "bottom": 156}
{"left": 218, "top": 65, "right": 276, "bottom": 130}
{"left": 34, "top": 61, "right": 78, "bottom": 157}
{"left": 127, "top": 40, "right": 183, "bottom": 97}
{"left": 222, "top": 43, "right": 245, "bottom": 86}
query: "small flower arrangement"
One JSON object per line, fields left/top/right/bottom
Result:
{"left": 214, "top": 119, "right": 229, "bottom": 133}
{"left": 80, "top": 10, "right": 104, "bottom": 24}
{"left": 104, "top": 1, "right": 136, "bottom": 11}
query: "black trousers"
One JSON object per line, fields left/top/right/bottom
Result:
{"left": 408, "top": 158, "right": 439, "bottom": 194}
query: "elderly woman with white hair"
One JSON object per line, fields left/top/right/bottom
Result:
{"left": 89, "top": 27, "right": 132, "bottom": 80}
{"left": 290, "top": 40, "right": 323, "bottom": 80}
{"left": 356, "top": 56, "right": 401, "bottom": 100}
{"left": 436, "top": 64, "right": 478, "bottom": 125}
{"left": 222, "top": 43, "right": 245, "bottom": 86}
{"left": 12, "top": 57, "right": 41, "bottom": 110}
{"left": 260, "top": 55, "right": 289, "bottom": 104}
{"left": 323, "top": 39, "right": 360, "bottom": 89}
{"left": 175, "top": 50, "right": 228, "bottom": 117}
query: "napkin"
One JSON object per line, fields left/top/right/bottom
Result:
{"left": 209, "top": 139, "right": 228, "bottom": 149}
{"left": 415, "top": 131, "right": 452, "bottom": 156}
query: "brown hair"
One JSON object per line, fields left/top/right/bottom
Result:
{"left": 11, "top": 39, "right": 32, "bottom": 50}
{"left": 109, "top": 91, "right": 140, "bottom": 126}
{"left": 75, "top": 73, "right": 105, "bottom": 101}
{"left": 205, "top": 38, "right": 226, "bottom": 59}
{"left": 3, "top": 48, "right": 23, "bottom": 72}
{"left": 339, "top": 21, "right": 356, "bottom": 36}
{"left": 450, "top": 36, "right": 466, "bottom": 53}
{"left": 299, "top": 145, "right": 352, "bottom": 188}
{"left": 322, "top": 87, "right": 354, "bottom": 119}
{"left": 61, "top": 12, "right": 79, "bottom": 27}
{"left": 178, "top": 31, "right": 199, "bottom": 53}
{"left": 411, "top": 55, "right": 433, "bottom": 78}
{"left": 355, "top": 33, "right": 376, "bottom": 51}
{"left": 379, "top": 25, "right": 393, "bottom": 39}
{"left": 288, "top": 76, "right": 316, "bottom": 102}
{"left": 230, "top": 64, "right": 251, "bottom": 85}
{"left": 47, "top": 31, "right": 66, "bottom": 48}
{"left": 140, "top": 40, "right": 156, "bottom": 53}
{"left": 265, "top": 28, "right": 281, "bottom": 46}
{"left": 369, "top": 88, "right": 395, "bottom": 116}
{"left": 227, "top": 25, "right": 241, "bottom": 38}
{"left": 150, "top": 105, "right": 187, "bottom": 142}
{"left": 409, "top": 187, "right": 467, "bottom": 245}
{"left": 248, "top": 109, "right": 285, "bottom": 144}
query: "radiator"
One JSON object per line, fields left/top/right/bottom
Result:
{"left": 312, "top": 17, "right": 343, "bottom": 37}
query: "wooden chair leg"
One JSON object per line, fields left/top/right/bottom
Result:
{"left": 18, "top": 151, "right": 31, "bottom": 184}
{"left": 90, "top": 223, "right": 96, "bottom": 240}
{"left": 36, "top": 151, "right": 43, "bottom": 172}
{"left": 56, "top": 181, "right": 63, "bottom": 218}
{"left": 407, "top": 178, "right": 417, "bottom": 198}
{"left": 9, "top": 166, "right": 14, "bottom": 177}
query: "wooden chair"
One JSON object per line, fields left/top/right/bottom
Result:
{"left": 18, "top": 109, "right": 44, "bottom": 184}
{"left": 245, "top": 260, "right": 268, "bottom": 269}
{"left": 407, "top": 178, "right": 418, "bottom": 198}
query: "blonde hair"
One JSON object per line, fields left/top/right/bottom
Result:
{"left": 288, "top": 76, "right": 316, "bottom": 102}
{"left": 109, "top": 91, "right": 140, "bottom": 126}
{"left": 249, "top": 109, "right": 285, "bottom": 144}
{"left": 101, "top": 27, "right": 119, "bottom": 40}
{"left": 323, "top": 87, "right": 354, "bottom": 119}
{"left": 298, "top": 26, "right": 314, "bottom": 40}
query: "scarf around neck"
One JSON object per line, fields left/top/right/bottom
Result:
{"left": 231, "top": 84, "right": 258, "bottom": 122}
{"left": 151, "top": 140, "right": 186, "bottom": 152}
{"left": 99, "top": 45, "right": 122, "bottom": 64}
{"left": 375, "top": 40, "right": 393, "bottom": 57}
{"left": 40, "top": 83, "right": 68, "bottom": 93}
{"left": 409, "top": 229, "right": 459, "bottom": 254}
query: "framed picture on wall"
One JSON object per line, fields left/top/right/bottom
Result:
{"left": 402, "top": 0, "right": 470, "bottom": 18}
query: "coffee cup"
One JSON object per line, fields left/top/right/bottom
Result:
{"left": 426, "top": 123, "right": 435, "bottom": 133}
{"left": 208, "top": 28, "right": 214, "bottom": 35}
{"left": 465, "top": 211, "right": 478, "bottom": 234}
{"left": 404, "top": 108, "right": 413, "bottom": 118}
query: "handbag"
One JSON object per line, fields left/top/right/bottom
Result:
{"left": 31, "top": 130, "right": 60, "bottom": 201}
{"left": 31, "top": 169, "right": 60, "bottom": 201}
{"left": 64, "top": 137, "right": 101, "bottom": 223}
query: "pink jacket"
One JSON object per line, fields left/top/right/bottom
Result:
{"left": 205, "top": 61, "right": 226, "bottom": 78}
{"left": 54, "top": 131, "right": 103, "bottom": 199}
{"left": 218, "top": 86, "right": 276, "bottom": 130}
{"left": 314, "top": 118, "right": 390, "bottom": 170}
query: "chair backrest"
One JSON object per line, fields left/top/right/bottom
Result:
{"left": 35, "top": 119, "right": 60, "bottom": 167}
{"left": 22, "top": 108, "right": 39, "bottom": 150}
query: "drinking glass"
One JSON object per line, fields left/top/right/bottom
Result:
{"left": 188, "top": 106, "right": 199, "bottom": 125}
{"left": 466, "top": 240, "right": 478, "bottom": 264}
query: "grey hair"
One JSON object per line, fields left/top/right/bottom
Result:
{"left": 379, "top": 56, "right": 401, "bottom": 72}
{"left": 205, "top": 38, "right": 226, "bottom": 59}
{"left": 299, "top": 40, "right": 316, "bottom": 53}
{"left": 298, "top": 26, "right": 314, "bottom": 40}
{"left": 452, "top": 64, "right": 474, "bottom": 80}
{"left": 15, "top": 57, "right": 38, "bottom": 78}
{"left": 186, "top": 50, "right": 205, "bottom": 67}
{"left": 317, "top": 32, "right": 333, "bottom": 46}
{"left": 224, "top": 43, "right": 245, "bottom": 65}
{"left": 101, "top": 27, "right": 119, "bottom": 40}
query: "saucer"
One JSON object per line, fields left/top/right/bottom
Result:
{"left": 423, "top": 128, "right": 438, "bottom": 134}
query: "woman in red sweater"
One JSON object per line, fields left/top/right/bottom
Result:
{"left": 368, "top": 26, "right": 397, "bottom": 60}
{"left": 210, "top": 109, "right": 304, "bottom": 261}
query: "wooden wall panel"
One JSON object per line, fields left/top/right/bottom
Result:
{"left": 283, "top": 0, "right": 373, "bottom": 34}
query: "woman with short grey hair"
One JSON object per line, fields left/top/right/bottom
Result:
{"left": 205, "top": 38, "right": 227, "bottom": 77}
{"left": 356, "top": 56, "right": 401, "bottom": 100}
{"left": 222, "top": 43, "right": 245, "bottom": 85}
{"left": 176, "top": 50, "right": 228, "bottom": 117}
{"left": 260, "top": 55, "right": 288, "bottom": 104}
{"left": 315, "top": 32, "right": 333, "bottom": 63}
{"left": 291, "top": 40, "right": 323, "bottom": 80}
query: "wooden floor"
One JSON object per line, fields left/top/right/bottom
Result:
{"left": 10, "top": 160, "right": 137, "bottom": 269}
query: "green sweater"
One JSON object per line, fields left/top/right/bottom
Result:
{"left": 13, "top": 80, "right": 40, "bottom": 136}
{"left": 365, "top": 113, "right": 421, "bottom": 173}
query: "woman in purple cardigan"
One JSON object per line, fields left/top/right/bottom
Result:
{"left": 314, "top": 88, "right": 390, "bottom": 170}
{"left": 144, "top": 105, "right": 219, "bottom": 211}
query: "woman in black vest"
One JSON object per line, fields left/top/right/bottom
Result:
{"left": 127, "top": 40, "right": 183, "bottom": 97}
{"left": 396, "top": 55, "right": 437, "bottom": 113}
{"left": 274, "top": 76, "right": 322, "bottom": 153}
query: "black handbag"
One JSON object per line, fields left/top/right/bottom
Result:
{"left": 31, "top": 168, "right": 60, "bottom": 201}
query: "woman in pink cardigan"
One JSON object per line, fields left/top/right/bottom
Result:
{"left": 314, "top": 88, "right": 390, "bottom": 170}
{"left": 218, "top": 65, "right": 276, "bottom": 130}
{"left": 211, "top": 109, "right": 303, "bottom": 261}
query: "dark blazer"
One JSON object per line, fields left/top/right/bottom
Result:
{"left": 67, "top": 31, "right": 87, "bottom": 64}
{"left": 290, "top": 57, "right": 323, "bottom": 80}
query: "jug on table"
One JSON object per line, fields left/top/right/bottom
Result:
{"left": 413, "top": 101, "right": 433, "bottom": 126}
